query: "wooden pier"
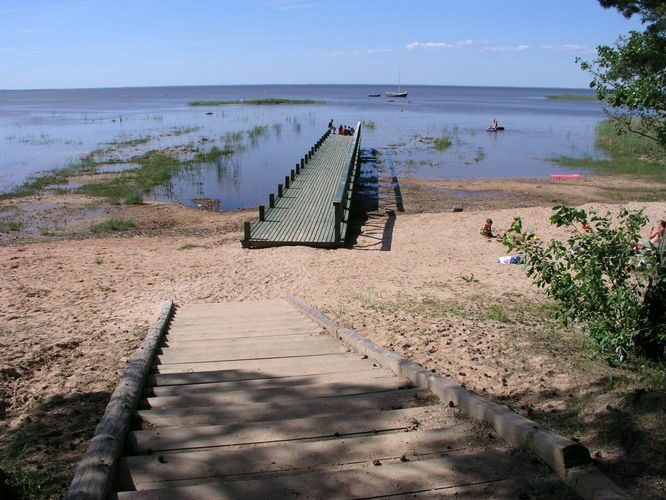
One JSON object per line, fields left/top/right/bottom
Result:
{"left": 241, "top": 122, "right": 361, "bottom": 248}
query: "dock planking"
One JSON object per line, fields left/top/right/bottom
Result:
{"left": 105, "top": 300, "right": 574, "bottom": 499}
{"left": 242, "top": 123, "right": 361, "bottom": 248}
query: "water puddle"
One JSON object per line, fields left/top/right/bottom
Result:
{"left": 20, "top": 202, "right": 65, "bottom": 212}
{"left": 76, "top": 207, "right": 111, "bottom": 219}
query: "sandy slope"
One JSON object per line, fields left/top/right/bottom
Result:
{"left": 0, "top": 184, "right": 664, "bottom": 497}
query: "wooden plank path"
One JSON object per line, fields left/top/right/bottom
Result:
{"left": 101, "top": 300, "right": 581, "bottom": 499}
{"left": 241, "top": 123, "right": 361, "bottom": 248}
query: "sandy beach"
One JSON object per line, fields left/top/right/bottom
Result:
{"left": 1, "top": 175, "right": 665, "bottom": 498}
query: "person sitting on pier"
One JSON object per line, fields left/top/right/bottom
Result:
{"left": 338, "top": 125, "right": 344, "bottom": 135}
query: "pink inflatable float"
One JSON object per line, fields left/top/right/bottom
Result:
{"left": 550, "top": 174, "right": 582, "bottom": 179}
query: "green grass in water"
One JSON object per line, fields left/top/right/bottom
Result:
{"left": 193, "top": 146, "right": 233, "bottom": 163}
{"left": 108, "top": 137, "right": 152, "bottom": 147}
{"left": 124, "top": 191, "right": 144, "bottom": 205}
{"left": 188, "top": 98, "right": 322, "bottom": 106}
{"left": 546, "top": 94, "right": 599, "bottom": 101}
{"left": 552, "top": 119, "right": 665, "bottom": 177}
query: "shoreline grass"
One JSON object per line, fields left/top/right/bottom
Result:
{"left": 545, "top": 94, "right": 599, "bottom": 101}
{"left": 188, "top": 98, "right": 322, "bottom": 106}
{"left": 90, "top": 218, "right": 136, "bottom": 233}
{"left": 552, "top": 120, "right": 665, "bottom": 177}
{"left": 1, "top": 137, "right": 238, "bottom": 203}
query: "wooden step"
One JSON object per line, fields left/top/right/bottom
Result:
{"left": 116, "top": 427, "right": 472, "bottom": 491}
{"left": 146, "top": 367, "right": 395, "bottom": 397}
{"left": 129, "top": 407, "right": 432, "bottom": 452}
{"left": 137, "top": 389, "right": 433, "bottom": 428}
{"left": 144, "top": 376, "right": 413, "bottom": 408}
{"left": 150, "top": 352, "right": 372, "bottom": 376}
{"left": 114, "top": 452, "right": 513, "bottom": 499}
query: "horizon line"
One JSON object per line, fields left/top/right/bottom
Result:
{"left": 0, "top": 83, "right": 593, "bottom": 92}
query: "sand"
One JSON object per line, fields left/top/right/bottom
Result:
{"left": 0, "top": 176, "right": 665, "bottom": 498}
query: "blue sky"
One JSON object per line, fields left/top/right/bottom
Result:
{"left": 0, "top": 0, "right": 643, "bottom": 90}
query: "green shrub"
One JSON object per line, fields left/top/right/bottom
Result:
{"left": 91, "top": 218, "right": 136, "bottom": 233}
{"left": 124, "top": 191, "right": 143, "bottom": 205}
{"left": 504, "top": 205, "right": 665, "bottom": 361}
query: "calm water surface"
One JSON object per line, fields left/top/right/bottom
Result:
{"left": 0, "top": 85, "right": 604, "bottom": 210}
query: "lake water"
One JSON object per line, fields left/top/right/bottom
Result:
{"left": 0, "top": 85, "right": 604, "bottom": 210}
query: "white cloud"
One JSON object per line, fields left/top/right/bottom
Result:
{"left": 480, "top": 44, "right": 530, "bottom": 53}
{"left": 407, "top": 41, "right": 454, "bottom": 50}
{"left": 329, "top": 48, "right": 395, "bottom": 57}
{"left": 406, "top": 40, "right": 492, "bottom": 50}
{"left": 542, "top": 44, "right": 595, "bottom": 54}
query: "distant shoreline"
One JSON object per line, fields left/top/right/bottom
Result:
{"left": 545, "top": 94, "right": 599, "bottom": 101}
{"left": 188, "top": 98, "right": 322, "bottom": 106}
{"left": 0, "top": 83, "right": 595, "bottom": 93}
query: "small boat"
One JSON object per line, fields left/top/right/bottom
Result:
{"left": 368, "top": 94, "right": 381, "bottom": 97}
{"left": 486, "top": 126, "right": 505, "bottom": 132}
{"left": 385, "top": 66, "right": 407, "bottom": 98}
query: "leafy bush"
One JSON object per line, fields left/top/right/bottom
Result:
{"left": 91, "top": 218, "right": 136, "bottom": 233}
{"left": 124, "top": 190, "right": 144, "bottom": 205}
{"left": 504, "top": 205, "right": 665, "bottom": 361}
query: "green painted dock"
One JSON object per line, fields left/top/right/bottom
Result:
{"left": 241, "top": 122, "right": 361, "bottom": 248}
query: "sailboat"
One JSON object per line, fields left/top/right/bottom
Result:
{"left": 385, "top": 66, "right": 407, "bottom": 98}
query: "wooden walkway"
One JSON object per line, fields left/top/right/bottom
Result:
{"left": 106, "top": 301, "right": 575, "bottom": 499}
{"left": 241, "top": 124, "right": 361, "bottom": 248}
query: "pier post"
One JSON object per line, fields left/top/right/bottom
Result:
{"left": 269, "top": 193, "right": 275, "bottom": 208}
{"left": 244, "top": 221, "right": 251, "bottom": 241}
{"left": 278, "top": 184, "right": 283, "bottom": 197}
{"left": 296, "top": 163, "right": 300, "bottom": 174}
{"left": 285, "top": 176, "right": 290, "bottom": 189}
{"left": 259, "top": 205, "right": 265, "bottom": 221}
{"left": 291, "top": 169, "right": 295, "bottom": 181}
{"left": 334, "top": 202, "right": 342, "bottom": 242}
{"left": 301, "top": 159, "right": 305, "bottom": 169}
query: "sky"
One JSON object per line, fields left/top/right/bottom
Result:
{"left": 0, "top": 0, "right": 645, "bottom": 90}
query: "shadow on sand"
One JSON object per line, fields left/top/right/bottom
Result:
{"left": 347, "top": 148, "right": 404, "bottom": 251}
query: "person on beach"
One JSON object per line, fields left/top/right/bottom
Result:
{"left": 481, "top": 218, "right": 495, "bottom": 238}
{"left": 636, "top": 219, "right": 665, "bottom": 251}
{"left": 649, "top": 220, "right": 665, "bottom": 245}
